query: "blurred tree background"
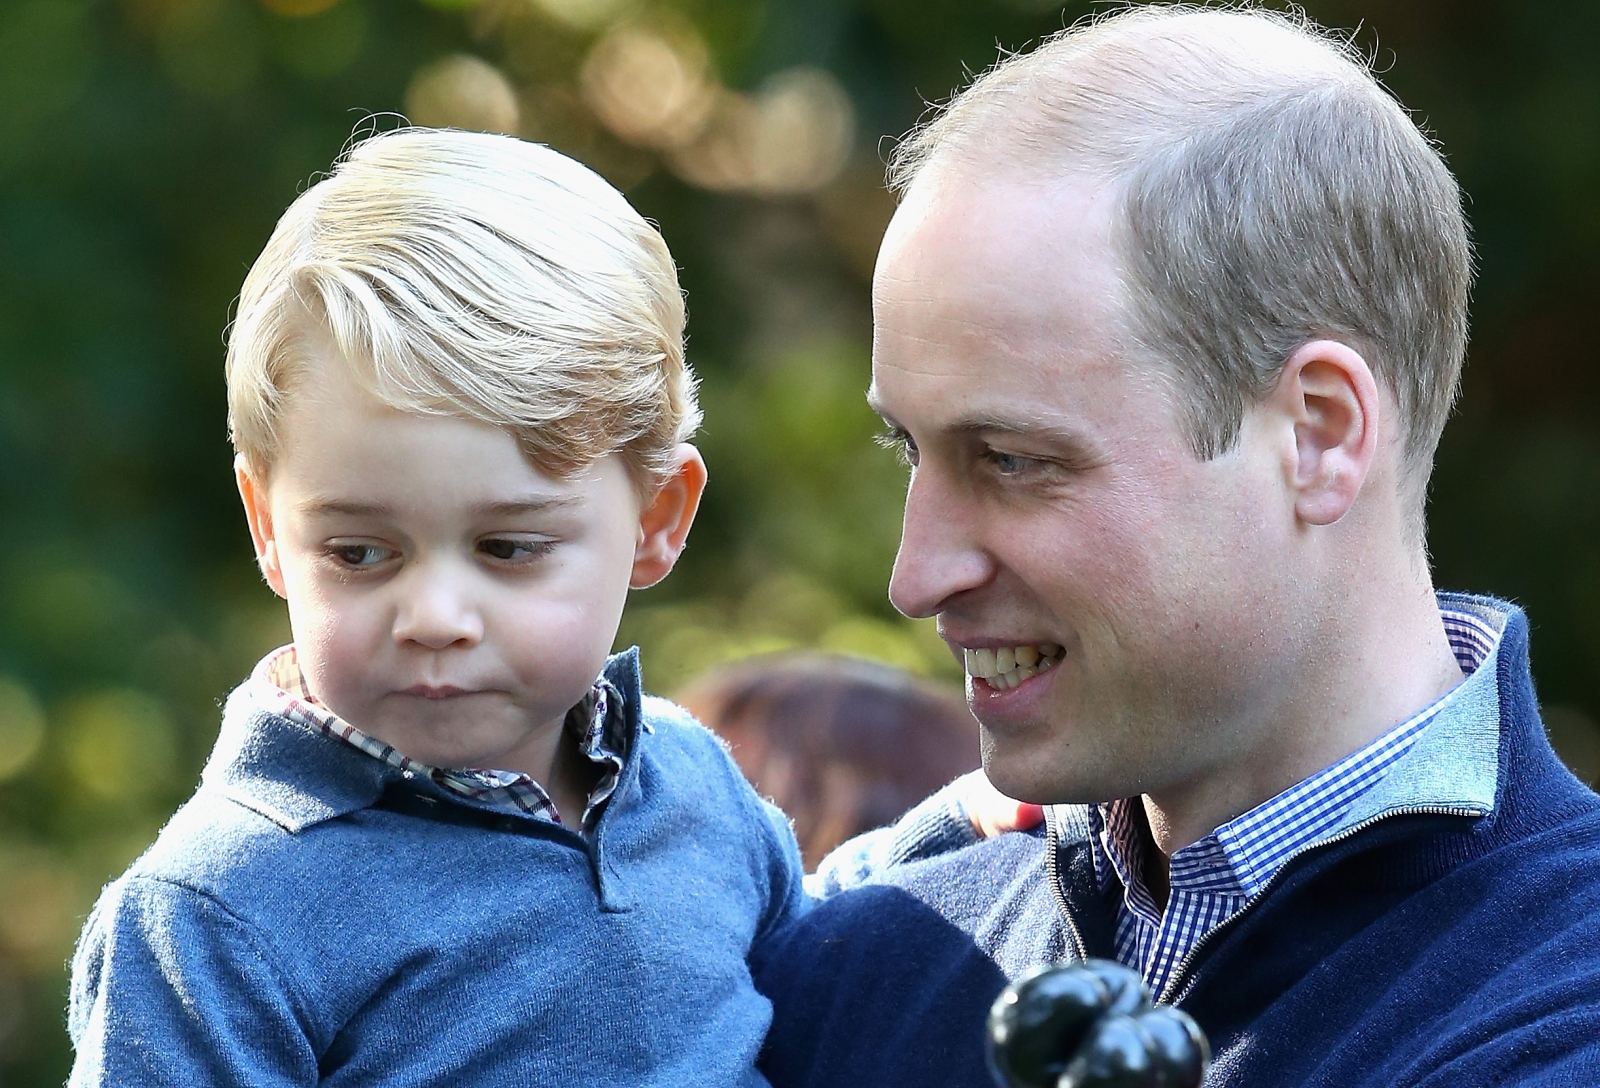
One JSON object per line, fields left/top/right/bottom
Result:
{"left": 0, "top": 0, "right": 1597, "bottom": 1079}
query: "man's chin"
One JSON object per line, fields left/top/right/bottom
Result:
{"left": 981, "top": 747, "right": 1073, "bottom": 807}
{"left": 980, "top": 733, "right": 1129, "bottom": 808}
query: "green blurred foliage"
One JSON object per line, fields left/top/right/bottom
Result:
{"left": 0, "top": 0, "right": 1598, "bottom": 1081}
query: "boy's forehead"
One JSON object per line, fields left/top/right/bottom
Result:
{"left": 270, "top": 359, "right": 587, "bottom": 509}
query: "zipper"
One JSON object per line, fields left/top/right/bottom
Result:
{"left": 1153, "top": 803, "right": 1487, "bottom": 1005}
{"left": 1044, "top": 805, "right": 1090, "bottom": 962}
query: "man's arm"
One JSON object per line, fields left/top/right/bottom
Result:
{"left": 805, "top": 770, "right": 1043, "bottom": 898}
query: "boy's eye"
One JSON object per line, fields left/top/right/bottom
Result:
{"left": 478, "top": 537, "right": 555, "bottom": 563}
{"left": 329, "top": 543, "right": 396, "bottom": 568}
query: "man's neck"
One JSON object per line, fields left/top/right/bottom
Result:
{"left": 1141, "top": 574, "right": 1465, "bottom": 859}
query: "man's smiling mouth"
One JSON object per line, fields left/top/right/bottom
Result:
{"left": 961, "top": 643, "right": 1064, "bottom": 690}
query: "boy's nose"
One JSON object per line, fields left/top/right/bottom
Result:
{"left": 392, "top": 574, "right": 485, "bottom": 650}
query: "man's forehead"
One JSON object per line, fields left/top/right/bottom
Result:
{"left": 874, "top": 173, "right": 1128, "bottom": 355}
{"left": 878, "top": 165, "right": 1121, "bottom": 276}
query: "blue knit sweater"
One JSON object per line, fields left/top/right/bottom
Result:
{"left": 69, "top": 650, "right": 808, "bottom": 1087}
{"left": 754, "top": 597, "right": 1600, "bottom": 1087}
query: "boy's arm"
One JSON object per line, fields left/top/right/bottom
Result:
{"left": 70, "top": 877, "right": 319, "bottom": 1088}
{"left": 803, "top": 770, "right": 1043, "bottom": 899}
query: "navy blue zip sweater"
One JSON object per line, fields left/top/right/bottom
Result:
{"left": 753, "top": 598, "right": 1600, "bottom": 1087}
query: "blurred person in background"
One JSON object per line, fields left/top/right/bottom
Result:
{"left": 678, "top": 653, "right": 983, "bottom": 868}
{"left": 752, "top": 6, "right": 1600, "bottom": 1088}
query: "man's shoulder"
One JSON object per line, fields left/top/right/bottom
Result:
{"left": 1187, "top": 785, "right": 1600, "bottom": 1087}
{"left": 754, "top": 831, "right": 1067, "bottom": 1088}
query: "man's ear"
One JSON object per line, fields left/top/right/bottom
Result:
{"left": 631, "top": 444, "right": 708, "bottom": 589}
{"left": 1269, "top": 340, "right": 1381, "bottom": 527}
{"left": 235, "top": 454, "right": 288, "bottom": 598}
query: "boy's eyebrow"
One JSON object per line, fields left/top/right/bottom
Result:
{"left": 298, "top": 496, "right": 581, "bottom": 518}
{"left": 471, "top": 497, "right": 582, "bottom": 517}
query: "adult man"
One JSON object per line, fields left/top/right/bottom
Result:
{"left": 754, "top": 7, "right": 1600, "bottom": 1087}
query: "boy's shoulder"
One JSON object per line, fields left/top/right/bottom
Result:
{"left": 604, "top": 648, "right": 747, "bottom": 789}
{"left": 632, "top": 690, "right": 773, "bottom": 820}
{"left": 101, "top": 675, "right": 402, "bottom": 929}
{"left": 114, "top": 655, "right": 775, "bottom": 912}
{"left": 637, "top": 691, "right": 733, "bottom": 758}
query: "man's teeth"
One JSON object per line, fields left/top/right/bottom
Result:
{"left": 963, "top": 644, "right": 1064, "bottom": 689}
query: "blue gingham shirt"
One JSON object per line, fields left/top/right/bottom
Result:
{"left": 1092, "top": 609, "right": 1500, "bottom": 999}
{"left": 257, "top": 645, "right": 627, "bottom": 830}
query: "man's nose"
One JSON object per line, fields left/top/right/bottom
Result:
{"left": 888, "top": 471, "right": 995, "bottom": 619}
{"left": 392, "top": 566, "right": 484, "bottom": 650}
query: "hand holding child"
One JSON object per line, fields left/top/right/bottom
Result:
{"left": 955, "top": 768, "right": 1045, "bottom": 839}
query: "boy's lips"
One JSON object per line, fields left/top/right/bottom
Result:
{"left": 398, "top": 684, "right": 477, "bottom": 700}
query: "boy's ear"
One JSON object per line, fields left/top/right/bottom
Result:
{"left": 235, "top": 454, "right": 288, "bottom": 598}
{"left": 631, "top": 444, "right": 708, "bottom": 590}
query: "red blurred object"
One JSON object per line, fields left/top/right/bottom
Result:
{"left": 677, "top": 653, "right": 982, "bottom": 868}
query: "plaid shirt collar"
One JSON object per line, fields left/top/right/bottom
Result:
{"left": 1089, "top": 606, "right": 1502, "bottom": 999}
{"left": 253, "top": 645, "right": 628, "bottom": 830}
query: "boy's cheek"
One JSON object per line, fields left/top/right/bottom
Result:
{"left": 283, "top": 583, "right": 387, "bottom": 705}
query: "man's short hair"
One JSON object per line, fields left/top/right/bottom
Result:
{"left": 889, "top": 4, "right": 1472, "bottom": 526}
{"left": 226, "top": 127, "right": 699, "bottom": 493}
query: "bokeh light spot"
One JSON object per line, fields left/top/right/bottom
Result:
{"left": 580, "top": 23, "right": 715, "bottom": 151}
{"left": 670, "top": 67, "right": 854, "bottom": 196}
{"left": 59, "top": 690, "right": 180, "bottom": 802}
{"left": 404, "top": 54, "right": 520, "bottom": 134}
{"left": 9, "top": 562, "right": 136, "bottom": 654}
{"left": 0, "top": 678, "right": 46, "bottom": 781}
{"left": 530, "top": 0, "right": 634, "bottom": 32}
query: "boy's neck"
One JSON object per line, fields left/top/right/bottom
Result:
{"left": 545, "top": 729, "right": 605, "bottom": 831}
{"left": 490, "top": 714, "right": 597, "bottom": 826}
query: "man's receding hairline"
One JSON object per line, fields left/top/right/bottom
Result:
{"left": 890, "top": 6, "right": 1377, "bottom": 194}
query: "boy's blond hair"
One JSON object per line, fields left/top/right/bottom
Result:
{"left": 226, "top": 127, "right": 699, "bottom": 492}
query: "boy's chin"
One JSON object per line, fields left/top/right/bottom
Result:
{"left": 374, "top": 698, "right": 566, "bottom": 768}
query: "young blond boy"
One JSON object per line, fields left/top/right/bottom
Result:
{"left": 64, "top": 129, "right": 1007, "bottom": 1087}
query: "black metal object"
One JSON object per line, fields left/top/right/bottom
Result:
{"left": 987, "top": 960, "right": 1209, "bottom": 1088}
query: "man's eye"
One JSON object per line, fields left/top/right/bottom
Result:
{"left": 330, "top": 543, "right": 394, "bottom": 568}
{"left": 876, "top": 429, "right": 920, "bottom": 467}
{"left": 478, "top": 538, "right": 555, "bottom": 562}
{"left": 989, "top": 450, "right": 1037, "bottom": 476}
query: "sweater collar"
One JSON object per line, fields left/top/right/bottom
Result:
{"left": 203, "top": 647, "right": 645, "bottom": 834}
{"left": 1331, "top": 593, "right": 1503, "bottom": 829}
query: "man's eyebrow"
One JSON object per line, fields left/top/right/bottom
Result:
{"left": 868, "top": 401, "right": 1100, "bottom": 454}
{"left": 948, "top": 414, "right": 1102, "bottom": 460}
